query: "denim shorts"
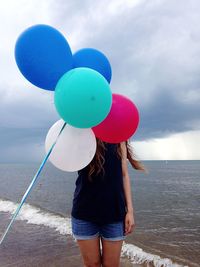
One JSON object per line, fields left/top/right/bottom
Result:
{"left": 71, "top": 216, "right": 126, "bottom": 241}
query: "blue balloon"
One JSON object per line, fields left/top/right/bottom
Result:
{"left": 15, "top": 24, "right": 73, "bottom": 90}
{"left": 73, "top": 48, "right": 112, "bottom": 83}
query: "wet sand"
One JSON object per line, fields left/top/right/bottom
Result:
{"left": 0, "top": 212, "right": 141, "bottom": 267}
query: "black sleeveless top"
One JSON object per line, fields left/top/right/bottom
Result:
{"left": 71, "top": 143, "right": 127, "bottom": 225}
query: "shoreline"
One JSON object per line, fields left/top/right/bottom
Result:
{"left": 0, "top": 197, "right": 197, "bottom": 267}
{"left": 0, "top": 211, "right": 142, "bottom": 267}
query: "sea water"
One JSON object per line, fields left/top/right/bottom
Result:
{"left": 0, "top": 161, "right": 199, "bottom": 266}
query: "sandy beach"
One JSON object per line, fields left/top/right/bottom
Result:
{"left": 0, "top": 212, "right": 141, "bottom": 267}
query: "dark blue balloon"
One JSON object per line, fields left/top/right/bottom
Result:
{"left": 15, "top": 24, "right": 73, "bottom": 90}
{"left": 73, "top": 48, "right": 112, "bottom": 83}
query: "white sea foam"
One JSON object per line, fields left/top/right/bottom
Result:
{"left": 0, "top": 198, "right": 188, "bottom": 267}
{"left": 121, "top": 243, "right": 188, "bottom": 267}
{"left": 0, "top": 198, "right": 72, "bottom": 235}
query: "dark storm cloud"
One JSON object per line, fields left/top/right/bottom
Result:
{"left": 0, "top": 127, "right": 45, "bottom": 162}
{"left": 50, "top": 0, "right": 200, "bottom": 141}
{"left": 0, "top": 85, "right": 59, "bottom": 129}
{"left": 1, "top": 0, "right": 200, "bottom": 161}
{"left": 0, "top": 85, "right": 60, "bottom": 162}
{"left": 134, "top": 90, "right": 200, "bottom": 140}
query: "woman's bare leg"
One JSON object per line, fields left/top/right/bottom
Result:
{"left": 101, "top": 238, "right": 123, "bottom": 267}
{"left": 76, "top": 237, "right": 102, "bottom": 267}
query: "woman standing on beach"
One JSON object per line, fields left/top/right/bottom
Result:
{"left": 71, "top": 138, "right": 145, "bottom": 267}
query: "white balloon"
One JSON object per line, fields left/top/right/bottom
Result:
{"left": 45, "top": 119, "right": 97, "bottom": 172}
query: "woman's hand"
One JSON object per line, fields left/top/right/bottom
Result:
{"left": 124, "top": 211, "right": 135, "bottom": 235}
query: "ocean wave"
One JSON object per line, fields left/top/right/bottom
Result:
{"left": 121, "top": 243, "right": 188, "bottom": 267}
{"left": 0, "top": 198, "right": 72, "bottom": 235}
{"left": 0, "top": 198, "right": 188, "bottom": 267}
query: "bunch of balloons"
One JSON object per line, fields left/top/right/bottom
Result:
{"left": 15, "top": 24, "right": 139, "bottom": 172}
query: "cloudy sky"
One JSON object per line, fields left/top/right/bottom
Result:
{"left": 0, "top": 0, "right": 200, "bottom": 162}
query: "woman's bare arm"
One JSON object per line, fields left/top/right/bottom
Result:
{"left": 120, "top": 141, "right": 135, "bottom": 234}
{"left": 120, "top": 141, "right": 134, "bottom": 213}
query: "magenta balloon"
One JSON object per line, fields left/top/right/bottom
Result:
{"left": 92, "top": 94, "right": 139, "bottom": 143}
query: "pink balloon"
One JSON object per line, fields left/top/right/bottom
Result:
{"left": 92, "top": 94, "right": 139, "bottom": 143}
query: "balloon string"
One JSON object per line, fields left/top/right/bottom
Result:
{"left": 0, "top": 122, "right": 67, "bottom": 245}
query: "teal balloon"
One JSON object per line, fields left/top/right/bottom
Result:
{"left": 54, "top": 67, "right": 112, "bottom": 128}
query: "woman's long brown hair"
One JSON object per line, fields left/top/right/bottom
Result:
{"left": 88, "top": 138, "right": 147, "bottom": 181}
